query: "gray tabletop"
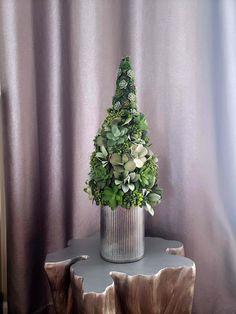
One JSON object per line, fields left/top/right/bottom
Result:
{"left": 46, "top": 236, "right": 194, "bottom": 293}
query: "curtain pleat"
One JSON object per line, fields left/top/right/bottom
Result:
{"left": 0, "top": 0, "right": 236, "bottom": 313}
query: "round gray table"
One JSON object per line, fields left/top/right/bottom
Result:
{"left": 45, "top": 236, "right": 196, "bottom": 314}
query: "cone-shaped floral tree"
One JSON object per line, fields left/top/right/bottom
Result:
{"left": 84, "top": 57, "right": 162, "bottom": 215}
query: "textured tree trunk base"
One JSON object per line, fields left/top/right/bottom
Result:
{"left": 45, "top": 237, "right": 196, "bottom": 314}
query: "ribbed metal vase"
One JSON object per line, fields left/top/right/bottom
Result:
{"left": 100, "top": 206, "right": 144, "bottom": 263}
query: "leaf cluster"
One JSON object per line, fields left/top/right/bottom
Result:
{"left": 85, "top": 57, "right": 162, "bottom": 215}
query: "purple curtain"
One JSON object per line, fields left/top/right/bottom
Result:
{"left": 0, "top": 0, "right": 236, "bottom": 313}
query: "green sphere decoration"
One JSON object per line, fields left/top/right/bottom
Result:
{"left": 84, "top": 56, "right": 162, "bottom": 215}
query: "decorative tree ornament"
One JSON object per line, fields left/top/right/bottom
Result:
{"left": 85, "top": 56, "right": 162, "bottom": 215}
{"left": 84, "top": 56, "right": 162, "bottom": 262}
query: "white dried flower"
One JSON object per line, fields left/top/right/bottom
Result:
{"left": 127, "top": 69, "right": 134, "bottom": 79}
{"left": 119, "top": 80, "right": 128, "bottom": 89}
{"left": 117, "top": 68, "right": 122, "bottom": 77}
{"left": 114, "top": 101, "right": 121, "bottom": 110}
{"left": 128, "top": 93, "right": 136, "bottom": 102}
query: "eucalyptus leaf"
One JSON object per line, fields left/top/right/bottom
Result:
{"left": 123, "top": 170, "right": 129, "bottom": 177}
{"left": 110, "top": 153, "right": 122, "bottom": 165}
{"left": 84, "top": 184, "right": 93, "bottom": 200}
{"left": 122, "top": 116, "right": 132, "bottom": 126}
{"left": 120, "top": 128, "right": 128, "bottom": 136}
{"left": 144, "top": 202, "right": 154, "bottom": 216}
{"left": 148, "top": 193, "right": 161, "bottom": 203}
{"left": 124, "top": 160, "right": 136, "bottom": 172}
{"left": 112, "top": 125, "right": 120, "bottom": 137}
{"left": 139, "top": 147, "right": 148, "bottom": 158}
{"left": 96, "top": 136, "right": 104, "bottom": 146}
{"left": 128, "top": 183, "right": 135, "bottom": 191}
{"left": 122, "top": 184, "right": 129, "bottom": 193}
{"left": 113, "top": 165, "right": 124, "bottom": 173}
{"left": 129, "top": 172, "right": 136, "bottom": 180}
{"left": 133, "top": 173, "right": 140, "bottom": 182}
{"left": 101, "top": 146, "right": 108, "bottom": 157}
{"left": 135, "top": 144, "right": 143, "bottom": 153}
{"left": 96, "top": 152, "right": 105, "bottom": 159}
{"left": 131, "top": 145, "right": 136, "bottom": 154}
{"left": 124, "top": 176, "right": 129, "bottom": 184}
{"left": 142, "top": 189, "right": 147, "bottom": 195}
{"left": 134, "top": 158, "right": 144, "bottom": 168}
{"left": 106, "top": 133, "right": 114, "bottom": 139}
{"left": 122, "top": 154, "right": 129, "bottom": 163}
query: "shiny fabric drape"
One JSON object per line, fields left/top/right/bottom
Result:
{"left": 0, "top": 0, "right": 236, "bottom": 313}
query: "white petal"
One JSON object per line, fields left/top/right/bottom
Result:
{"left": 134, "top": 158, "right": 144, "bottom": 168}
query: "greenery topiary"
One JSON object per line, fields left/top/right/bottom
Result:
{"left": 84, "top": 56, "right": 162, "bottom": 215}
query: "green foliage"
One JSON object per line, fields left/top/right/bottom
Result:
{"left": 123, "top": 190, "right": 144, "bottom": 209}
{"left": 102, "top": 186, "right": 124, "bottom": 209}
{"left": 139, "top": 158, "right": 157, "bottom": 188}
{"left": 85, "top": 56, "right": 162, "bottom": 215}
{"left": 105, "top": 124, "right": 128, "bottom": 146}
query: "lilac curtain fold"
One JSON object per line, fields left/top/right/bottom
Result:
{"left": 0, "top": 0, "right": 236, "bottom": 313}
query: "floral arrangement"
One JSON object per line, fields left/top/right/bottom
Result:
{"left": 84, "top": 57, "right": 162, "bottom": 215}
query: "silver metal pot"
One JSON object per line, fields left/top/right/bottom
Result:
{"left": 100, "top": 206, "right": 144, "bottom": 263}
